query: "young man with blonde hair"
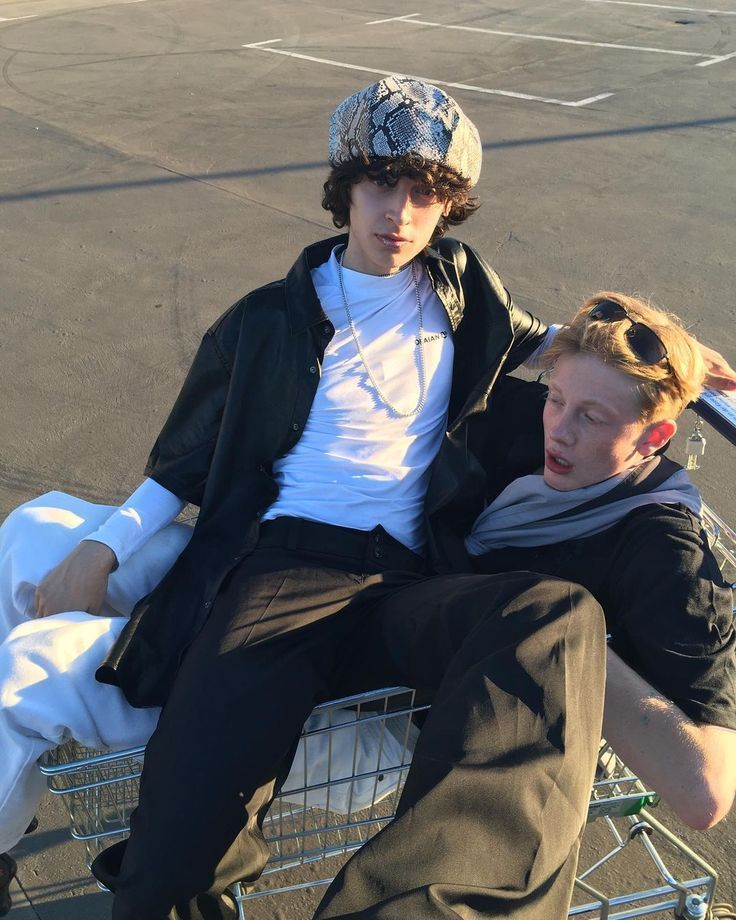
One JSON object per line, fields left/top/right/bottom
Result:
{"left": 465, "top": 293, "right": 736, "bottom": 829}
{"left": 314, "top": 293, "right": 735, "bottom": 919}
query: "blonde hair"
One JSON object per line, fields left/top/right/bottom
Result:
{"left": 543, "top": 292, "right": 706, "bottom": 420}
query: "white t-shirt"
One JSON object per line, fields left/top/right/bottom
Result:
{"left": 261, "top": 247, "right": 454, "bottom": 551}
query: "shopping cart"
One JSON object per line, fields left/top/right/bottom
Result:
{"left": 39, "top": 392, "right": 736, "bottom": 920}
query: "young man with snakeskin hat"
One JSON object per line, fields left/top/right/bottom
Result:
{"left": 86, "top": 74, "right": 571, "bottom": 919}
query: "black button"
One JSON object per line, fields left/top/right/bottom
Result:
{"left": 373, "top": 549, "right": 386, "bottom": 559}
{"left": 292, "top": 423, "right": 300, "bottom": 431}
{"left": 233, "top": 555, "right": 242, "bottom": 563}
{"left": 373, "top": 533, "right": 381, "bottom": 543}
{"left": 322, "top": 323, "right": 332, "bottom": 335}
{"left": 204, "top": 601, "right": 212, "bottom": 609}
{"left": 309, "top": 365, "right": 317, "bottom": 374}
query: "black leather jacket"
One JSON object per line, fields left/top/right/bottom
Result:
{"left": 97, "top": 234, "right": 548, "bottom": 706}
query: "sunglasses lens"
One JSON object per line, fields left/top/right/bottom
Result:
{"left": 589, "top": 300, "right": 628, "bottom": 322}
{"left": 626, "top": 324, "right": 668, "bottom": 364}
{"left": 588, "top": 300, "right": 668, "bottom": 365}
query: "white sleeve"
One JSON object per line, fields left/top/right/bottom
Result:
{"left": 522, "top": 324, "right": 561, "bottom": 369}
{"left": 83, "top": 478, "right": 185, "bottom": 568}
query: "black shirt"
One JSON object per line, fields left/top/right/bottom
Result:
{"left": 473, "top": 502, "right": 736, "bottom": 731}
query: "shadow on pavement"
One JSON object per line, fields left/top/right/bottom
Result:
{"left": 2, "top": 114, "right": 736, "bottom": 204}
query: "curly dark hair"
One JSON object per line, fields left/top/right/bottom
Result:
{"left": 322, "top": 153, "right": 480, "bottom": 244}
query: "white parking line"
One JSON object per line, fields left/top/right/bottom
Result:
{"left": 0, "top": 0, "right": 146, "bottom": 21}
{"left": 581, "top": 0, "right": 736, "bottom": 15}
{"left": 697, "top": 50, "right": 736, "bottom": 66}
{"left": 242, "top": 39, "right": 614, "bottom": 107}
{"left": 368, "top": 13, "right": 717, "bottom": 60}
{"left": 366, "top": 14, "right": 421, "bottom": 25}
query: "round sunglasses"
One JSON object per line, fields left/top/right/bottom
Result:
{"left": 588, "top": 299, "right": 669, "bottom": 366}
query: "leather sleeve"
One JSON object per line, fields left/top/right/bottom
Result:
{"left": 438, "top": 237, "right": 549, "bottom": 369}
{"left": 144, "top": 303, "right": 242, "bottom": 506}
{"left": 506, "top": 300, "right": 549, "bottom": 370}
{"left": 465, "top": 243, "right": 549, "bottom": 369}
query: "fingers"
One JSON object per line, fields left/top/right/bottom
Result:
{"left": 704, "top": 371, "right": 736, "bottom": 391}
{"left": 30, "top": 542, "right": 116, "bottom": 620}
{"left": 34, "top": 582, "right": 53, "bottom": 618}
{"left": 33, "top": 572, "right": 108, "bottom": 618}
{"left": 698, "top": 343, "right": 736, "bottom": 391}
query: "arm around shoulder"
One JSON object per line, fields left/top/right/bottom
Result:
{"left": 446, "top": 238, "right": 549, "bottom": 365}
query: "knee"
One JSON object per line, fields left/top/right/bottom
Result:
{"left": 490, "top": 574, "right": 607, "bottom": 666}
{"left": 528, "top": 575, "right": 604, "bottom": 626}
{"left": 565, "top": 580, "right": 606, "bottom": 635}
{"left": 537, "top": 577, "right": 606, "bottom": 653}
{"left": 0, "top": 628, "right": 46, "bottom": 711}
{"left": 0, "top": 623, "right": 83, "bottom": 746}
{"left": 0, "top": 500, "right": 33, "bottom": 553}
{"left": 451, "top": 573, "right": 605, "bottom": 646}
{"left": 1, "top": 492, "right": 64, "bottom": 541}
{"left": 0, "top": 491, "right": 109, "bottom": 558}
{"left": 0, "top": 615, "right": 108, "bottom": 713}
{"left": 497, "top": 572, "right": 602, "bottom": 623}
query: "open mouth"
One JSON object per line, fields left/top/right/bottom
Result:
{"left": 546, "top": 451, "right": 573, "bottom": 474}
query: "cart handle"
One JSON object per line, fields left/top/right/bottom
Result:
{"left": 691, "top": 390, "right": 736, "bottom": 447}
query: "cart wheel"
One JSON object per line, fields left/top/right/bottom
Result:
{"left": 627, "top": 820, "right": 653, "bottom": 840}
{"left": 675, "top": 893, "right": 708, "bottom": 919}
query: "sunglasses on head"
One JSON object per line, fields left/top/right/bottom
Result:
{"left": 588, "top": 299, "right": 669, "bottom": 366}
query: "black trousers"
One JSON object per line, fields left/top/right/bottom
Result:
{"left": 92, "top": 519, "right": 606, "bottom": 920}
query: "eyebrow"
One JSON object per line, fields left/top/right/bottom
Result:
{"left": 549, "top": 387, "right": 618, "bottom": 415}
{"left": 579, "top": 399, "right": 613, "bottom": 412}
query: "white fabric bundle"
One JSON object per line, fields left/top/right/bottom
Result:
{"left": 0, "top": 492, "right": 419, "bottom": 853}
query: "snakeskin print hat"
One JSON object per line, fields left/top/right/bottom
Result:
{"left": 329, "top": 75, "right": 482, "bottom": 187}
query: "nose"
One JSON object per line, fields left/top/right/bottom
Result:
{"left": 547, "top": 410, "right": 575, "bottom": 446}
{"left": 385, "top": 187, "right": 413, "bottom": 227}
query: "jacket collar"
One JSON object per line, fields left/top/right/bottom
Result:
{"left": 284, "top": 235, "right": 345, "bottom": 335}
{"left": 284, "top": 234, "right": 463, "bottom": 335}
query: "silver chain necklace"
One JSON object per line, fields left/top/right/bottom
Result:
{"left": 337, "top": 248, "right": 427, "bottom": 418}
